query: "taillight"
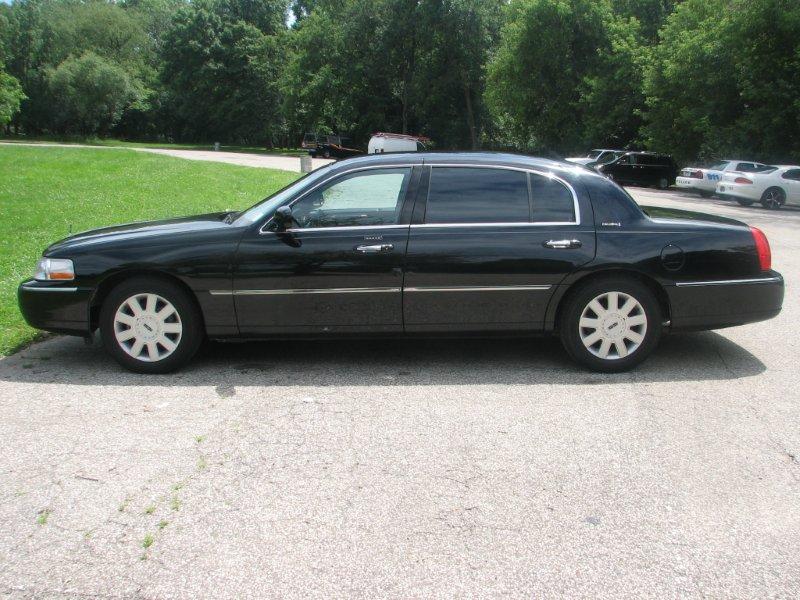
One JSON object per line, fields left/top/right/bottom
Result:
{"left": 750, "top": 226, "right": 771, "bottom": 271}
{"left": 690, "top": 170, "right": 704, "bottom": 179}
{"left": 735, "top": 177, "right": 753, "bottom": 184}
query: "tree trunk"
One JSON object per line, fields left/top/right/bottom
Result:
{"left": 463, "top": 77, "right": 478, "bottom": 150}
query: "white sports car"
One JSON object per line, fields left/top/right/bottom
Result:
{"left": 716, "top": 165, "right": 800, "bottom": 209}
{"left": 675, "top": 159, "right": 771, "bottom": 197}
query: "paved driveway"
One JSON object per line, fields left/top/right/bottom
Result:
{"left": 1, "top": 188, "right": 799, "bottom": 598}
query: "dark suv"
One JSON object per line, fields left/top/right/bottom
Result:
{"left": 597, "top": 152, "right": 678, "bottom": 189}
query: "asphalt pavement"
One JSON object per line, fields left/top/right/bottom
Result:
{"left": 1, "top": 187, "right": 798, "bottom": 598}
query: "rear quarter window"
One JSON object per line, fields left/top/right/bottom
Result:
{"left": 588, "top": 177, "right": 644, "bottom": 226}
{"left": 530, "top": 174, "right": 575, "bottom": 222}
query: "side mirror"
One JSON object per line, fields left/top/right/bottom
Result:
{"left": 273, "top": 205, "right": 294, "bottom": 230}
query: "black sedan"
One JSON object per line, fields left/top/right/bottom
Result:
{"left": 18, "top": 153, "right": 784, "bottom": 374}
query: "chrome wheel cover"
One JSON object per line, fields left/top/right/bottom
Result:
{"left": 113, "top": 293, "right": 182, "bottom": 362}
{"left": 579, "top": 291, "right": 647, "bottom": 360}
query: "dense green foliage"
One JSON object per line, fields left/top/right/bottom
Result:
{"left": 1, "top": 0, "right": 800, "bottom": 161}
{"left": 0, "top": 145, "right": 298, "bottom": 354}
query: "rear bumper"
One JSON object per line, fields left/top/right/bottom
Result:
{"left": 676, "top": 177, "right": 714, "bottom": 193}
{"left": 666, "top": 272, "right": 784, "bottom": 331}
{"left": 17, "top": 280, "right": 93, "bottom": 336}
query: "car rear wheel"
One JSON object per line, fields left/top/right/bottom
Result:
{"left": 99, "top": 277, "right": 203, "bottom": 374}
{"left": 559, "top": 277, "right": 662, "bottom": 373}
{"left": 657, "top": 177, "right": 670, "bottom": 190}
{"left": 760, "top": 187, "right": 785, "bottom": 209}
{"left": 699, "top": 190, "right": 714, "bottom": 198}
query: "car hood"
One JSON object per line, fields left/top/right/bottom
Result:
{"left": 641, "top": 205, "right": 748, "bottom": 228}
{"left": 45, "top": 212, "right": 235, "bottom": 254}
{"left": 565, "top": 157, "right": 594, "bottom": 165}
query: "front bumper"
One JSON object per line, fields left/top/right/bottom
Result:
{"left": 18, "top": 280, "right": 93, "bottom": 336}
{"left": 666, "top": 272, "right": 784, "bottom": 331}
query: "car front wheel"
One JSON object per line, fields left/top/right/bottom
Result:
{"left": 99, "top": 277, "right": 203, "bottom": 374}
{"left": 559, "top": 278, "right": 662, "bottom": 372}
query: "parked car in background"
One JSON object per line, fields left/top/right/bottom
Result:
{"left": 565, "top": 149, "right": 623, "bottom": 166}
{"left": 368, "top": 132, "right": 429, "bottom": 154}
{"left": 676, "top": 160, "right": 772, "bottom": 197}
{"left": 596, "top": 152, "right": 678, "bottom": 189}
{"left": 18, "top": 153, "right": 782, "bottom": 375}
{"left": 716, "top": 165, "right": 800, "bottom": 209}
{"left": 301, "top": 133, "right": 363, "bottom": 158}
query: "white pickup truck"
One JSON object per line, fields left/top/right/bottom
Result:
{"left": 675, "top": 159, "right": 771, "bottom": 197}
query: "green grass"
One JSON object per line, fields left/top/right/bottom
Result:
{"left": 0, "top": 145, "right": 298, "bottom": 355}
{"left": 0, "top": 136, "right": 306, "bottom": 156}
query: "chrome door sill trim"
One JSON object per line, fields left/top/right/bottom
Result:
{"left": 675, "top": 276, "right": 782, "bottom": 287}
{"left": 210, "top": 287, "right": 401, "bottom": 296}
{"left": 404, "top": 285, "right": 552, "bottom": 292}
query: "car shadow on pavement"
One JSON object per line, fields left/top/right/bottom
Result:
{"left": 0, "top": 330, "right": 765, "bottom": 387}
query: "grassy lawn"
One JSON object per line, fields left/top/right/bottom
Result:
{"left": 0, "top": 145, "right": 298, "bottom": 355}
{"left": 0, "top": 136, "right": 306, "bottom": 156}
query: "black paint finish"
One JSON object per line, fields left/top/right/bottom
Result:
{"left": 18, "top": 152, "right": 783, "bottom": 343}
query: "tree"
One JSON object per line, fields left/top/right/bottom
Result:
{"left": 47, "top": 51, "right": 141, "bottom": 135}
{"left": 578, "top": 15, "right": 648, "bottom": 149}
{"left": 159, "top": 0, "right": 287, "bottom": 143}
{"left": 485, "top": 0, "right": 615, "bottom": 153}
{"left": 643, "top": 0, "right": 800, "bottom": 163}
{"left": 0, "top": 64, "right": 26, "bottom": 127}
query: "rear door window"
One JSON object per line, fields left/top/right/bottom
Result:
{"left": 425, "top": 167, "right": 530, "bottom": 224}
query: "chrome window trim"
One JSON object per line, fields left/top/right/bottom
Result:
{"left": 258, "top": 162, "right": 582, "bottom": 234}
{"left": 675, "top": 276, "right": 782, "bottom": 287}
{"left": 210, "top": 287, "right": 401, "bottom": 296}
{"left": 285, "top": 224, "right": 408, "bottom": 234}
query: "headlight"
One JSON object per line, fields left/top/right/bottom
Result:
{"left": 34, "top": 258, "right": 75, "bottom": 281}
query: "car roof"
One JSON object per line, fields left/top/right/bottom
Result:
{"left": 328, "top": 151, "right": 579, "bottom": 172}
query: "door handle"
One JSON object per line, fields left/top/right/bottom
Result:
{"left": 355, "top": 244, "right": 394, "bottom": 254}
{"left": 543, "top": 239, "right": 582, "bottom": 249}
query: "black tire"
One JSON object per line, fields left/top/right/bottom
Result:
{"left": 99, "top": 277, "right": 203, "bottom": 374}
{"left": 699, "top": 190, "right": 714, "bottom": 198}
{"left": 323, "top": 149, "right": 331, "bottom": 159}
{"left": 736, "top": 198, "right": 755, "bottom": 207}
{"left": 760, "top": 187, "right": 785, "bottom": 210}
{"left": 657, "top": 177, "right": 670, "bottom": 190}
{"left": 559, "top": 277, "right": 662, "bottom": 373}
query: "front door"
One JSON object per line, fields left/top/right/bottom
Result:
{"left": 781, "top": 169, "right": 800, "bottom": 205}
{"left": 403, "top": 165, "right": 596, "bottom": 332}
{"left": 233, "top": 166, "right": 417, "bottom": 335}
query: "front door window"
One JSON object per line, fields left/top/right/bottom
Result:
{"left": 291, "top": 168, "right": 411, "bottom": 229}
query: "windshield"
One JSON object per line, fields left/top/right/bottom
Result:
{"left": 233, "top": 164, "right": 335, "bottom": 226}
{"left": 708, "top": 161, "right": 729, "bottom": 171}
{"left": 595, "top": 152, "right": 619, "bottom": 164}
{"left": 587, "top": 150, "right": 603, "bottom": 159}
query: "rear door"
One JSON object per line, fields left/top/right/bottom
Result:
{"left": 402, "top": 164, "right": 596, "bottom": 332}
